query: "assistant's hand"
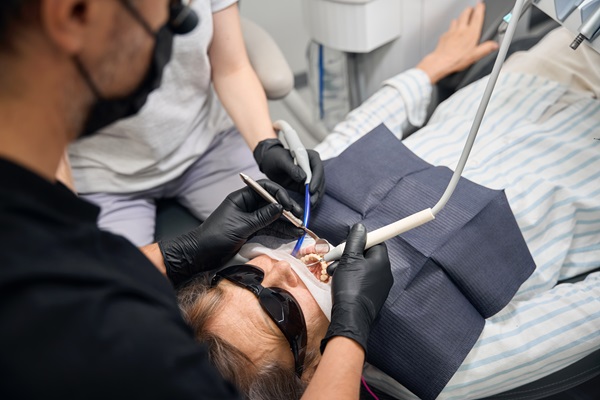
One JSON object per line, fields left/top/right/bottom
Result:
{"left": 321, "top": 223, "right": 393, "bottom": 353}
{"left": 253, "top": 138, "right": 325, "bottom": 207}
{"left": 417, "top": 2, "right": 499, "bottom": 84}
{"left": 158, "top": 180, "right": 303, "bottom": 286}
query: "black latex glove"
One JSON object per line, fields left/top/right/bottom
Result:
{"left": 253, "top": 138, "right": 325, "bottom": 207}
{"left": 321, "top": 223, "right": 393, "bottom": 353}
{"left": 158, "top": 180, "right": 303, "bottom": 286}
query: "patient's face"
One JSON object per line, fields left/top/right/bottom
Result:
{"left": 207, "top": 255, "right": 329, "bottom": 378}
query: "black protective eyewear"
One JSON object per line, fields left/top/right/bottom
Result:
{"left": 211, "top": 264, "right": 308, "bottom": 377}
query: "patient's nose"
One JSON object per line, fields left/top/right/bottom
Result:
{"left": 264, "top": 260, "right": 299, "bottom": 288}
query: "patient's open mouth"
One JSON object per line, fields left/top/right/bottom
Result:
{"left": 300, "top": 254, "right": 330, "bottom": 283}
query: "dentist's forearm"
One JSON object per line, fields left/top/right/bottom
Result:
{"left": 302, "top": 337, "right": 365, "bottom": 400}
{"left": 213, "top": 64, "right": 276, "bottom": 150}
{"left": 210, "top": 4, "right": 276, "bottom": 151}
{"left": 140, "top": 243, "right": 167, "bottom": 276}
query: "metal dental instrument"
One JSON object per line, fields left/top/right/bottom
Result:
{"left": 239, "top": 173, "right": 322, "bottom": 242}
{"left": 323, "top": 0, "right": 529, "bottom": 276}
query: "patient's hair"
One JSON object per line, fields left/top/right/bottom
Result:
{"left": 178, "top": 276, "right": 318, "bottom": 400}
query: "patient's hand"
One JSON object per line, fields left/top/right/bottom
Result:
{"left": 417, "top": 2, "right": 499, "bottom": 84}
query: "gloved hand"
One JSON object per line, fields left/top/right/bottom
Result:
{"left": 321, "top": 223, "right": 393, "bottom": 353}
{"left": 253, "top": 138, "right": 325, "bottom": 207}
{"left": 158, "top": 180, "right": 303, "bottom": 286}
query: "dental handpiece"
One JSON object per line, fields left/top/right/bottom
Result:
{"left": 326, "top": 209, "right": 436, "bottom": 275}
{"left": 274, "top": 120, "right": 312, "bottom": 185}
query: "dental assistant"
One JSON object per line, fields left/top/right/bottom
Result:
{"left": 68, "top": 0, "right": 325, "bottom": 247}
{"left": 0, "top": 1, "right": 391, "bottom": 399}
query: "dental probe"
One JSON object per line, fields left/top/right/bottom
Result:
{"left": 239, "top": 173, "right": 320, "bottom": 241}
{"left": 326, "top": 0, "right": 528, "bottom": 276}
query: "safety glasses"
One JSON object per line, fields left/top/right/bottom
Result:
{"left": 211, "top": 264, "right": 308, "bottom": 377}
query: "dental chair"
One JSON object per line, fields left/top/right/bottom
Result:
{"left": 155, "top": 10, "right": 600, "bottom": 400}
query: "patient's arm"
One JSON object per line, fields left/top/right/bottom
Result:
{"left": 316, "top": 3, "right": 498, "bottom": 160}
{"left": 441, "top": 273, "right": 600, "bottom": 399}
{"left": 417, "top": 3, "right": 498, "bottom": 84}
{"left": 380, "top": 273, "right": 600, "bottom": 399}
{"left": 302, "top": 337, "right": 365, "bottom": 400}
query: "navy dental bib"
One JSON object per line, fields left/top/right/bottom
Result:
{"left": 309, "top": 124, "right": 535, "bottom": 400}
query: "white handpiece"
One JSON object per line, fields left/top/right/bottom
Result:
{"left": 323, "top": 208, "right": 435, "bottom": 262}
{"left": 274, "top": 120, "right": 312, "bottom": 185}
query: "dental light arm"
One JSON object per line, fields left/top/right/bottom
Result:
{"left": 324, "top": 0, "right": 528, "bottom": 264}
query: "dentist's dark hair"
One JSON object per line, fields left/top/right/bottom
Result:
{"left": 0, "top": 0, "right": 33, "bottom": 50}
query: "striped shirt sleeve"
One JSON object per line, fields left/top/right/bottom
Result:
{"left": 315, "top": 69, "right": 432, "bottom": 160}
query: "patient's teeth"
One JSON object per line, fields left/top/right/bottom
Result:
{"left": 299, "top": 253, "right": 331, "bottom": 283}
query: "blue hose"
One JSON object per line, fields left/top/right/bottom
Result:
{"left": 291, "top": 184, "right": 311, "bottom": 257}
{"left": 318, "top": 44, "right": 324, "bottom": 120}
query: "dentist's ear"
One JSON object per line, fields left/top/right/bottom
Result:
{"left": 40, "top": 0, "right": 96, "bottom": 54}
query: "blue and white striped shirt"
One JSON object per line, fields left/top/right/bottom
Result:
{"left": 316, "top": 68, "right": 600, "bottom": 399}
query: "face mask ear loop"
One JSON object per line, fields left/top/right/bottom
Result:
{"left": 119, "top": 0, "right": 156, "bottom": 37}
{"left": 74, "top": 0, "right": 158, "bottom": 101}
{"left": 73, "top": 57, "right": 102, "bottom": 100}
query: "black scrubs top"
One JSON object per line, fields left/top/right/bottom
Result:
{"left": 0, "top": 159, "right": 240, "bottom": 400}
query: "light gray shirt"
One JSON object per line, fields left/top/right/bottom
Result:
{"left": 69, "top": 0, "right": 238, "bottom": 194}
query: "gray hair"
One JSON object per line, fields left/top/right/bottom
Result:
{"left": 178, "top": 275, "right": 318, "bottom": 400}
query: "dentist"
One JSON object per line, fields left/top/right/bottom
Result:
{"left": 0, "top": 1, "right": 392, "bottom": 399}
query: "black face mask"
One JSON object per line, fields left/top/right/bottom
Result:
{"left": 76, "top": 1, "right": 198, "bottom": 138}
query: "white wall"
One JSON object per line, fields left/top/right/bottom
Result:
{"left": 353, "top": 0, "right": 482, "bottom": 101}
{"left": 239, "top": 0, "right": 311, "bottom": 75}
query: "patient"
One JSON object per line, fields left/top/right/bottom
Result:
{"left": 178, "top": 5, "right": 600, "bottom": 400}
{"left": 178, "top": 250, "right": 331, "bottom": 398}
